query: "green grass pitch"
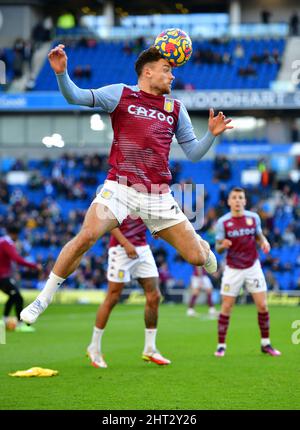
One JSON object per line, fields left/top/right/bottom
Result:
{"left": 1, "top": 303, "right": 299, "bottom": 410}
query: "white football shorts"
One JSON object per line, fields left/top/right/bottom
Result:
{"left": 92, "top": 180, "right": 187, "bottom": 235}
{"left": 191, "top": 275, "right": 213, "bottom": 291}
{"left": 107, "top": 244, "right": 159, "bottom": 283}
{"left": 221, "top": 259, "right": 267, "bottom": 297}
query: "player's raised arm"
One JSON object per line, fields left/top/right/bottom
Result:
{"left": 208, "top": 108, "right": 233, "bottom": 136}
{"left": 176, "top": 104, "right": 233, "bottom": 162}
{"left": 50, "top": 44, "right": 125, "bottom": 111}
{"left": 49, "top": 44, "right": 94, "bottom": 107}
{"left": 48, "top": 44, "right": 68, "bottom": 74}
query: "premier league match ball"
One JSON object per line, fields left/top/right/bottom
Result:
{"left": 154, "top": 28, "right": 193, "bottom": 67}
{"left": 5, "top": 316, "right": 18, "bottom": 331}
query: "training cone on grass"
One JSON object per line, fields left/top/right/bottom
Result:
{"left": 9, "top": 367, "right": 58, "bottom": 377}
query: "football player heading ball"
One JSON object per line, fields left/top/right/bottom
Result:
{"left": 21, "top": 40, "right": 233, "bottom": 329}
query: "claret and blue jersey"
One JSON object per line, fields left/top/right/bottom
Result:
{"left": 215, "top": 210, "right": 263, "bottom": 269}
{"left": 56, "top": 72, "right": 215, "bottom": 191}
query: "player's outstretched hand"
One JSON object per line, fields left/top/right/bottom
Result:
{"left": 124, "top": 242, "right": 138, "bottom": 259}
{"left": 208, "top": 108, "right": 233, "bottom": 136}
{"left": 221, "top": 239, "right": 232, "bottom": 249}
{"left": 48, "top": 44, "right": 67, "bottom": 74}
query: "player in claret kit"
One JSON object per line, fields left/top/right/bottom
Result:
{"left": 186, "top": 266, "right": 218, "bottom": 318}
{"left": 21, "top": 44, "right": 233, "bottom": 326}
{"left": 0, "top": 225, "right": 41, "bottom": 332}
{"left": 214, "top": 187, "right": 281, "bottom": 357}
{"left": 87, "top": 215, "right": 170, "bottom": 368}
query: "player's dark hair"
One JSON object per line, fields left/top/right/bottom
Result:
{"left": 6, "top": 224, "right": 21, "bottom": 235}
{"left": 135, "top": 46, "right": 165, "bottom": 77}
{"left": 229, "top": 187, "right": 246, "bottom": 196}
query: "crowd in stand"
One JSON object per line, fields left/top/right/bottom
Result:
{"left": 191, "top": 39, "right": 282, "bottom": 80}
{"left": 1, "top": 154, "right": 300, "bottom": 294}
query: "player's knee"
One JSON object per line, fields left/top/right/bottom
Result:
{"left": 146, "top": 289, "right": 161, "bottom": 308}
{"left": 186, "top": 249, "right": 206, "bottom": 266}
{"left": 106, "top": 290, "right": 121, "bottom": 308}
{"left": 76, "top": 228, "right": 98, "bottom": 252}
{"left": 222, "top": 302, "right": 234, "bottom": 315}
{"left": 257, "top": 303, "right": 268, "bottom": 313}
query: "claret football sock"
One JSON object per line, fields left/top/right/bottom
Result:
{"left": 189, "top": 294, "right": 197, "bottom": 309}
{"left": 218, "top": 313, "right": 230, "bottom": 344}
{"left": 207, "top": 291, "right": 213, "bottom": 308}
{"left": 258, "top": 311, "right": 270, "bottom": 340}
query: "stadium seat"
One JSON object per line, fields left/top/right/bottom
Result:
{"left": 32, "top": 37, "right": 285, "bottom": 92}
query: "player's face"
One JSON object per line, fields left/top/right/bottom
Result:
{"left": 228, "top": 191, "right": 246, "bottom": 213}
{"left": 10, "top": 232, "right": 18, "bottom": 241}
{"left": 147, "top": 59, "right": 175, "bottom": 94}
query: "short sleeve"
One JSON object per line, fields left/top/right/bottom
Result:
{"left": 253, "top": 213, "right": 263, "bottom": 235}
{"left": 175, "top": 102, "right": 197, "bottom": 144}
{"left": 215, "top": 219, "right": 225, "bottom": 241}
{"left": 91, "top": 84, "right": 125, "bottom": 113}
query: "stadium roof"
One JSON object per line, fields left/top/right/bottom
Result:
{"left": 0, "top": 0, "right": 229, "bottom": 14}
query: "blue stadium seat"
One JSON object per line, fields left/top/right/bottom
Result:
{"left": 32, "top": 37, "right": 285, "bottom": 91}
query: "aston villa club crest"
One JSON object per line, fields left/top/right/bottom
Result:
{"left": 101, "top": 189, "right": 113, "bottom": 200}
{"left": 118, "top": 270, "right": 125, "bottom": 280}
{"left": 164, "top": 98, "right": 174, "bottom": 113}
{"left": 246, "top": 217, "right": 254, "bottom": 226}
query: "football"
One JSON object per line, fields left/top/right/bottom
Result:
{"left": 154, "top": 28, "right": 193, "bottom": 67}
{"left": 5, "top": 316, "right": 18, "bottom": 331}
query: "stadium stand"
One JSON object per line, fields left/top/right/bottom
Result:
{"left": 32, "top": 37, "right": 285, "bottom": 91}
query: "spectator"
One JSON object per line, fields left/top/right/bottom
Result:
{"left": 234, "top": 43, "right": 245, "bottom": 59}
{"left": 282, "top": 225, "right": 296, "bottom": 246}
{"left": 271, "top": 49, "right": 281, "bottom": 65}
{"left": 132, "top": 37, "right": 145, "bottom": 54}
{"left": 13, "top": 38, "right": 25, "bottom": 78}
{"left": 222, "top": 51, "right": 232, "bottom": 65}
{"left": 291, "top": 121, "right": 300, "bottom": 142}
{"left": 213, "top": 156, "right": 232, "bottom": 182}
{"left": 261, "top": 10, "right": 271, "bottom": 24}
{"left": 238, "top": 65, "right": 257, "bottom": 77}
{"left": 23, "top": 40, "right": 34, "bottom": 73}
{"left": 170, "top": 161, "right": 182, "bottom": 184}
{"left": 31, "top": 17, "right": 53, "bottom": 47}
{"left": 290, "top": 12, "right": 299, "bottom": 36}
